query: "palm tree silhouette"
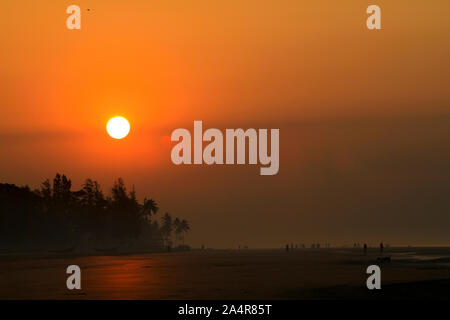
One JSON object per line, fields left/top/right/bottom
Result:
{"left": 142, "top": 198, "right": 159, "bottom": 222}
{"left": 180, "top": 219, "right": 190, "bottom": 245}
{"left": 173, "top": 218, "right": 181, "bottom": 246}
{"left": 161, "top": 212, "right": 173, "bottom": 247}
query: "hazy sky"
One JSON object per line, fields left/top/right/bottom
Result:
{"left": 1, "top": 1, "right": 450, "bottom": 247}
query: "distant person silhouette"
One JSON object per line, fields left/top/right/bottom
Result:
{"left": 363, "top": 243, "right": 367, "bottom": 254}
{"left": 286, "top": 244, "right": 289, "bottom": 252}
{"left": 380, "top": 242, "right": 384, "bottom": 253}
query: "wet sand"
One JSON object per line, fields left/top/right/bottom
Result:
{"left": 1, "top": 248, "right": 450, "bottom": 299}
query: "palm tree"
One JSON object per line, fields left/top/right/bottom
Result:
{"left": 173, "top": 218, "right": 182, "bottom": 246}
{"left": 142, "top": 198, "right": 159, "bottom": 222}
{"left": 180, "top": 219, "right": 190, "bottom": 245}
{"left": 161, "top": 212, "right": 173, "bottom": 247}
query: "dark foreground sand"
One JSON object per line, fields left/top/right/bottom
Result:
{"left": 1, "top": 248, "right": 450, "bottom": 299}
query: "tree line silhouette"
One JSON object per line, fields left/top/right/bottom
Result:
{"left": 0, "top": 173, "right": 189, "bottom": 252}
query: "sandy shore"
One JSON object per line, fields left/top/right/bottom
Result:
{"left": 1, "top": 247, "right": 450, "bottom": 299}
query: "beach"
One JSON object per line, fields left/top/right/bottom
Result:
{"left": 1, "top": 247, "right": 450, "bottom": 299}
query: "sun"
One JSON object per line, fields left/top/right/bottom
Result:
{"left": 106, "top": 116, "right": 130, "bottom": 139}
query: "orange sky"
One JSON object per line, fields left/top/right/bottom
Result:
{"left": 1, "top": 1, "right": 450, "bottom": 247}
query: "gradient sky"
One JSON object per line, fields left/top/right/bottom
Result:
{"left": 1, "top": 0, "right": 450, "bottom": 247}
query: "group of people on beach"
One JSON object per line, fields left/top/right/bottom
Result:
{"left": 363, "top": 242, "right": 386, "bottom": 254}
{"left": 283, "top": 242, "right": 387, "bottom": 253}
{"left": 284, "top": 243, "right": 332, "bottom": 251}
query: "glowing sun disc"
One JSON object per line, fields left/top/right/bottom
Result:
{"left": 106, "top": 116, "right": 130, "bottom": 139}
